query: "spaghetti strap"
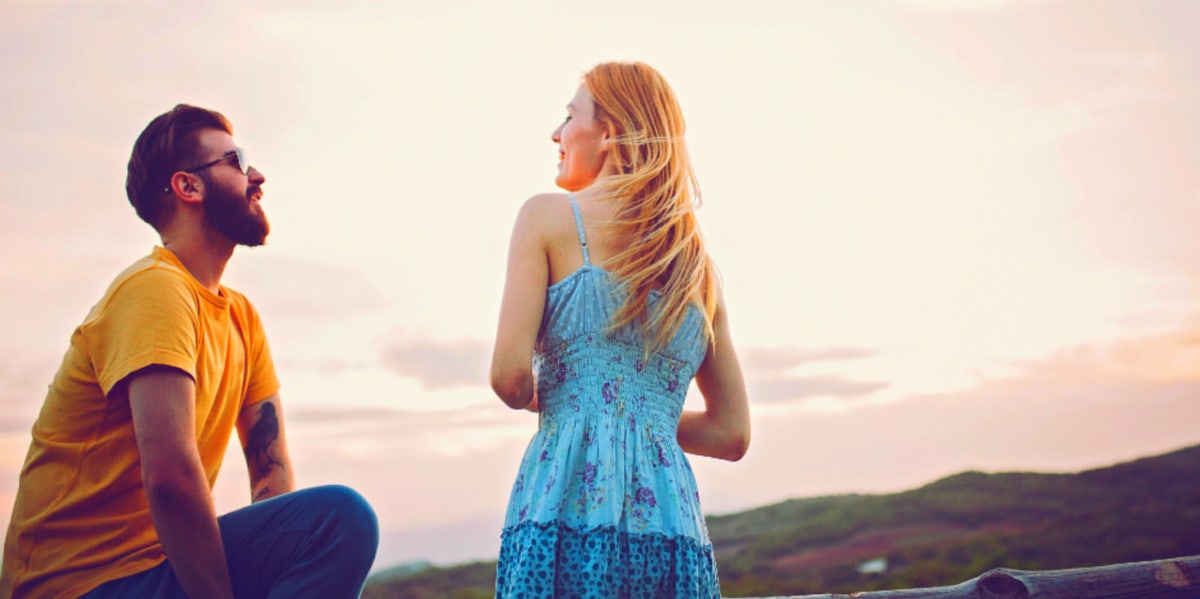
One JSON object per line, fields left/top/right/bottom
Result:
{"left": 567, "top": 194, "right": 591, "bottom": 265}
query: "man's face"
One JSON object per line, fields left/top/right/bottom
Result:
{"left": 202, "top": 170, "right": 269, "bottom": 247}
{"left": 193, "top": 129, "right": 269, "bottom": 246}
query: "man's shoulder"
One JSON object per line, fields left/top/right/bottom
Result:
{"left": 126, "top": 248, "right": 185, "bottom": 273}
{"left": 79, "top": 249, "right": 197, "bottom": 325}
{"left": 107, "top": 249, "right": 195, "bottom": 298}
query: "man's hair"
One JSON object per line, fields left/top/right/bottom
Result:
{"left": 125, "top": 104, "right": 233, "bottom": 229}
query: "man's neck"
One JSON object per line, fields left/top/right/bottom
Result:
{"left": 162, "top": 233, "right": 235, "bottom": 294}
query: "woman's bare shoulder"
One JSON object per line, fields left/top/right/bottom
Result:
{"left": 515, "top": 192, "right": 572, "bottom": 228}
{"left": 521, "top": 192, "right": 570, "bottom": 211}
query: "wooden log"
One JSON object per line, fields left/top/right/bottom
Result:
{"left": 751, "top": 554, "right": 1200, "bottom": 599}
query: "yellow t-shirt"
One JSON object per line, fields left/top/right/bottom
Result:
{"left": 0, "top": 247, "right": 279, "bottom": 599}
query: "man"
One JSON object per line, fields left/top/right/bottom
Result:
{"left": 1, "top": 105, "right": 378, "bottom": 598}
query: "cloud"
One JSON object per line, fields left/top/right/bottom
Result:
{"left": 876, "top": 331, "right": 1200, "bottom": 469}
{"left": 278, "top": 400, "right": 531, "bottom": 461}
{"left": 225, "top": 255, "right": 391, "bottom": 321}
{"left": 742, "top": 346, "right": 876, "bottom": 379}
{"left": 0, "top": 418, "right": 33, "bottom": 436}
{"left": 210, "top": 402, "right": 533, "bottom": 550}
{"left": 376, "top": 339, "right": 887, "bottom": 401}
{"left": 694, "top": 323, "right": 1200, "bottom": 516}
{"left": 275, "top": 358, "right": 367, "bottom": 377}
{"left": 285, "top": 404, "right": 507, "bottom": 432}
{"left": 737, "top": 346, "right": 886, "bottom": 406}
{"left": 0, "top": 353, "right": 59, "bottom": 432}
{"left": 286, "top": 405, "right": 402, "bottom": 426}
{"left": 750, "top": 376, "right": 889, "bottom": 404}
{"left": 379, "top": 338, "right": 490, "bottom": 390}
{"left": 1019, "top": 326, "right": 1200, "bottom": 382}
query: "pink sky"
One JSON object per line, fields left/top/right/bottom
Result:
{"left": 2, "top": 1, "right": 1198, "bottom": 569}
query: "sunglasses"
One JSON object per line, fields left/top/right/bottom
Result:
{"left": 184, "top": 147, "right": 250, "bottom": 175}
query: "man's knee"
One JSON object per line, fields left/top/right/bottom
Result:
{"left": 303, "top": 485, "right": 379, "bottom": 546}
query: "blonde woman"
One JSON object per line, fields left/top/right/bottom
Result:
{"left": 491, "top": 62, "right": 750, "bottom": 598}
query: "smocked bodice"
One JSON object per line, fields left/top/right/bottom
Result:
{"left": 534, "top": 265, "right": 708, "bottom": 429}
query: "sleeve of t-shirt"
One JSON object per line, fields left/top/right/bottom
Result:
{"left": 85, "top": 267, "right": 200, "bottom": 397}
{"left": 239, "top": 297, "right": 280, "bottom": 406}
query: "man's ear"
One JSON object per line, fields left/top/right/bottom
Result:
{"left": 167, "top": 172, "right": 204, "bottom": 205}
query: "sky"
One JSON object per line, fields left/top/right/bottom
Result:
{"left": 2, "top": 0, "right": 1199, "bottom": 571}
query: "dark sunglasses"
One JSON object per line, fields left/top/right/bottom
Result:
{"left": 184, "top": 147, "right": 250, "bottom": 175}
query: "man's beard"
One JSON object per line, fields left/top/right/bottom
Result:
{"left": 202, "top": 176, "right": 269, "bottom": 247}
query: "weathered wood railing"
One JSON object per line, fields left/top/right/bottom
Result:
{"left": 751, "top": 555, "right": 1199, "bottom": 598}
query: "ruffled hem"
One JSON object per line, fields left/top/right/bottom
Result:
{"left": 496, "top": 519, "right": 720, "bottom": 599}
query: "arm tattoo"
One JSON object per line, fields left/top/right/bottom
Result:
{"left": 244, "top": 402, "right": 284, "bottom": 478}
{"left": 253, "top": 485, "right": 271, "bottom": 502}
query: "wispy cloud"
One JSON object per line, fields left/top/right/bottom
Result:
{"left": 227, "top": 255, "right": 391, "bottom": 321}
{"left": 1015, "top": 324, "right": 1200, "bottom": 383}
{"left": 286, "top": 403, "right": 508, "bottom": 431}
{"left": 750, "top": 376, "right": 889, "bottom": 404}
{"left": 0, "top": 417, "right": 33, "bottom": 436}
{"left": 276, "top": 358, "right": 367, "bottom": 377}
{"left": 379, "top": 338, "right": 490, "bottom": 390}
{"left": 286, "top": 405, "right": 402, "bottom": 426}
{"left": 697, "top": 323, "right": 1200, "bottom": 515}
{"left": 738, "top": 345, "right": 886, "bottom": 405}
{"left": 0, "top": 354, "right": 59, "bottom": 430}
{"left": 742, "top": 346, "right": 876, "bottom": 379}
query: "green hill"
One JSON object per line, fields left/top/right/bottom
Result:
{"left": 363, "top": 444, "right": 1200, "bottom": 598}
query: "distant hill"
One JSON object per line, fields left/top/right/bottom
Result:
{"left": 362, "top": 444, "right": 1200, "bottom": 598}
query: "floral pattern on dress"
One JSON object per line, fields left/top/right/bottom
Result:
{"left": 500, "top": 250, "right": 715, "bottom": 598}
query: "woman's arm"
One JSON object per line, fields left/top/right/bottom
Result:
{"left": 678, "top": 290, "right": 751, "bottom": 461}
{"left": 490, "top": 197, "right": 552, "bottom": 410}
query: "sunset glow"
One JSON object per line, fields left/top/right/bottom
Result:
{"left": 2, "top": 1, "right": 1198, "bottom": 569}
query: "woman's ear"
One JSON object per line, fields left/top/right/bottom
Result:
{"left": 597, "top": 120, "right": 615, "bottom": 148}
{"left": 601, "top": 124, "right": 619, "bottom": 151}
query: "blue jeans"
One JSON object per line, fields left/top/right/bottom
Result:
{"left": 82, "top": 485, "right": 379, "bottom": 599}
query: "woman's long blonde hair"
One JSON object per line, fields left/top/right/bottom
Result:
{"left": 584, "top": 61, "right": 717, "bottom": 351}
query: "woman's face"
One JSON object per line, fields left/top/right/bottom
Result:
{"left": 552, "top": 85, "right": 609, "bottom": 192}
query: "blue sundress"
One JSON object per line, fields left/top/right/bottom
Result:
{"left": 496, "top": 195, "right": 720, "bottom": 598}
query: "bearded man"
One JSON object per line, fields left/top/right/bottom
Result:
{"left": 1, "top": 105, "right": 378, "bottom": 599}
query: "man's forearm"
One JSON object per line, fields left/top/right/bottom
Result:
{"left": 251, "top": 461, "right": 296, "bottom": 502}
{"left": 145, "top": 470, "right": 235, "bottom": 599}
{"left": 242, "top": 398, "right": 296, "bottom": 502}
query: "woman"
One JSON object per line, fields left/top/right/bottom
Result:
{"left": 490, "top": 61, "right": 750, "bottom": 598}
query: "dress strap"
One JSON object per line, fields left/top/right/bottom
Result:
{"left": 567, "top": 194, "right": 591, "bottom": 265}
